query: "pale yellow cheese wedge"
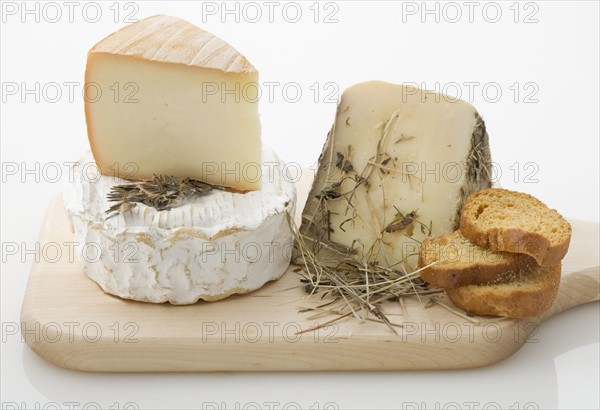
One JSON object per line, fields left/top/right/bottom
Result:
{"left": 85, "top": 15, "right": 262, "bottom": 191}
{"left": 299, "top": 81, "right": 492, "bottom": 269}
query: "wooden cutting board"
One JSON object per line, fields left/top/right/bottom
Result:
{"left": 21, "top": 177, "right": 599, "bottom": 371}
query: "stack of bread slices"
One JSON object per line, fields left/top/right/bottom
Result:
{"left": 419, "top": 188, "right": 572, "bottom": 318}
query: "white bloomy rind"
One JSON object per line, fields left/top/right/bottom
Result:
{"left": 64, "top": 149, "right": 296, "bottom": 304}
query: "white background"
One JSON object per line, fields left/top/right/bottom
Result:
{"left": 1, "top": 1, "right": 599, "bottom": 409}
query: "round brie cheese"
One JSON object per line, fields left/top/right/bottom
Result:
{"left": 63, "top": 149, "right": 296, "bottom": 304}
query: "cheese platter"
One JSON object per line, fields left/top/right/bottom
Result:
{"left": 20, "top": 177, "right": 599, "bottom": 371}
{"left": 19, "top": 14, "right": 600, "bottom": 372}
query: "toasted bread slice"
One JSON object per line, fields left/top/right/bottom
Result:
{"left": 460, "top": 188, "right": 571, "bottom": 266}
{"left": 444, "top": 264, "right": 561, "bottom": 317}
{"left": 419, "top": 230, "right": 536, "bottom": 287}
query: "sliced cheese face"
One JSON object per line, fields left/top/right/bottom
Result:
{"left": 63, "top": 149, "right": 296, "bottom": 304}
{"left": 85, "top": 15, "right": 261, "bottom": 191}
{"left": 299, "top": 81, "right": 492, "bottom": 270}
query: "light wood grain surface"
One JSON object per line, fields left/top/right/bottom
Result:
{"left": 20, "top": 176, "right": 599, "bottom": 371}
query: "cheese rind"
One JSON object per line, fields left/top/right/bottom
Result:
{"left": 89, "top": 15, "right": 256, "bottom": 73}
{"left": 85, "top": 15, "right": 261, "bottom": 191}
{"left": 298, "top": 81, "right": 492, "bottom": 270}
{"left": 64, "top": 149, "right": 296, "bottom": 304}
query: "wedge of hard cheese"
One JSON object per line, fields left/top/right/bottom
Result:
{"left": 298, "top": 81, "right": 492, "bottom": 269}
{"left": 85, "top": 15, "right": 261, "bottom": 191}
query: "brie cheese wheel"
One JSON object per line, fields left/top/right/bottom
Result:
{"left": 85, "top": 15, "right": 262, "bottom": 191}
{"left": 64, "top": 149, "right": 296, "bottom": 304}
{"left": 298, "top": 81, "right": 492, "bottom": 270}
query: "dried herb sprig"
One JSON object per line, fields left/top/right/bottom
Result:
{"left": 106, "top": 175, "right": 218, "bottom": 217}
{"left": 289, "top": 214, "right": 444, "bottom": 334}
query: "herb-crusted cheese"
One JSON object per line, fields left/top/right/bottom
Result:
{"left": 64, "top": 149, "right": 296, "bottom": 304}
{"left": 85, "top": 15, "right": 262, "bottom": 191}
{"left": 298, "top": 81, "right": 492, "bottom": 270}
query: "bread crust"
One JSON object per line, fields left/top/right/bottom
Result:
{"left": 419, "top": 233, "right": 536, "bottom": 287}
{"left": 419, "top": 258, "right": 533, "bottom": 288}
{"left": 444, "top": 264, "right": 561, "bottom": 318}
{"left": 420, "top": 189, "right": 568, "bottom": 318}
{"left": 460, "top": 189, "right": 571, "bottom": 267}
